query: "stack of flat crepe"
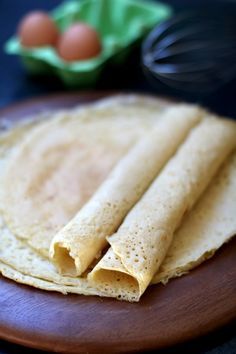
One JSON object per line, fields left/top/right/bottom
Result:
{"left": 0, "top": 95, "right": 236, "bottom": 302}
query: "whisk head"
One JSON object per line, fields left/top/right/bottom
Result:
{"left": 142, "top": 8, "right": 236, "bottom": 93}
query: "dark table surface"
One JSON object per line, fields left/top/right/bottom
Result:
{"left": 0, "top": 0, "right": 235, "bottom": 353}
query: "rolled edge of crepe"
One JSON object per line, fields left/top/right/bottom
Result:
{"left": 50, "top": 104, "right": 203, "bottom": 276}
{"left": 152, "top": 151, "right": 236, "bottom": 285}
{"left": 89, "top": 117, "right": 236, "bottom": 302}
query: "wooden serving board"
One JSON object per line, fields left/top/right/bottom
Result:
{"left": 0, "top": 93, "right": 235, "bottom": 354}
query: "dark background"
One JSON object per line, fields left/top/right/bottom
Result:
{"left": 0, "top": 0, "right": 236, "bottom": 118}
{"left": 0, "top": 0, "right": 235, "bottom": 353}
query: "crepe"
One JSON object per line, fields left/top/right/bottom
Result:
{"left": 152, "top": 151, "right": 236, "bottom": 284}
{"left": 0, "top": 95, "right": 236, "bottom": 303}
{"left": 50, "top": 104, "right": 203, "bottom": 276}
{"left": 89, "top": 117, "right": 236, "bottom": 301}
{"left": 1, "top": 150, "right": 236, "bottom": 299}
{"left": 0, "top": 95, "right": 168, "bottom": 257}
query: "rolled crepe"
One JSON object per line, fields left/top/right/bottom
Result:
{"left": 89, "top": 117, "right": 236, "bottom": 302}
{"left": 50, "top": 105, "right": 203, "bottom": 276}
{"left": 1, "top": 120, "right": 236, "bottom": 301}
{"left": 152, "top": 151, "right": 236, "bottom": 285}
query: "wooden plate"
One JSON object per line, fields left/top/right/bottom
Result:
{"left": 0, "top": 93, "right": 236, "bottom": 354}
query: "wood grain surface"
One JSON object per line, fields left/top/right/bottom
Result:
{"left": 0, "top": 93, "right": 235, "bottom": 354}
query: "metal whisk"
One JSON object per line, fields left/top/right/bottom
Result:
{"left": 142, "top": 8, "right": 236, "bottom": 93}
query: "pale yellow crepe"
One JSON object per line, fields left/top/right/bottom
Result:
{"left": 50, "top": 104, "right": 203, "bottom": 276}
{"left": 0, "top": 96, "right": 236, "bottom": 302}
{"left": 152, "top": 151, "right": 236, "bottom": 284}
{"left": 89, "top": 118, "right": 236, "bottom": 301}
{"left": 0, "top": 95, "right": 168, "bottom": 257}
{"left": 0, "top": 150, "right": 236, "bottom": 300}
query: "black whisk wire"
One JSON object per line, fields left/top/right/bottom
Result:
{"left": 142, "top": 8, "right": 236, "bottom": 93}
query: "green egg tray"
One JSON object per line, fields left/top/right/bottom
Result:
{"left": 5, "top": 0, "right": 172, "bottom": 87}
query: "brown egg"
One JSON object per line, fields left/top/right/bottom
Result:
{"left": 18, "top": 11, "right": 59, "bottom": 47}
{"left": 57, "top": 23, "right": 101, "bottom": 61}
